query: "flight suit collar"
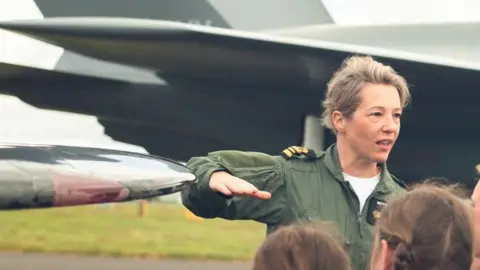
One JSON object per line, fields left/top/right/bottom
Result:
{"left": 323, "top": 144, "right": 398, "bottom": 193}
{"left": 323, "top": 144, "right": 343, "bottom": 180}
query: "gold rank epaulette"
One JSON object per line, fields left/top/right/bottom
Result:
{"left": 280, "top": 146, "right": 317, "bottom": 160}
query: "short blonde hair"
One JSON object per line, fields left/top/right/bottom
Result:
{"left": 321, "top": 55, "right": 411, "bottom": 133}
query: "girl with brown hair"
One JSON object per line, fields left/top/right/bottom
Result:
{"left": 369, "top": 183, "right": 475, "bottom": 270}
{"left": 252, "top": 223, "right": 351, "bottom": 270}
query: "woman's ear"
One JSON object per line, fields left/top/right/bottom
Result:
{"left": 380, "top": 240, "right": 394, "bottom": 270}
{"left": 331, "top": 111, "right": 345, "bottom": 133}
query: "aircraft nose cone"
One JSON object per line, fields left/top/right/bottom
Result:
{"left": 0, "top": 143, "right": 197, "bottom": 210}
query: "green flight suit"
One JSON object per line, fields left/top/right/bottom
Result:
{"left": 181, "top": 144, "right": 406, "bottom": 270}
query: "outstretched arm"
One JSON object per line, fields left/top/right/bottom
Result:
{"left": 181, "top": 150, "right": 287, "bottom": 224}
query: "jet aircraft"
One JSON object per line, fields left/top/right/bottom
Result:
{"left": 0, "top": 0, "right": 479, "bottom": 189}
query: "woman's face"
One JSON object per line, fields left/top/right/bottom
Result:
{"left": 339, "top": 83, "right": 402, "bottom": 164}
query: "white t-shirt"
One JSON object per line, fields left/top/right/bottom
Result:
{"left": 342, "top": 172, "right": 380, "bottom": 212}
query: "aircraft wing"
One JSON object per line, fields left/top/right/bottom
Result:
{"left": 0, "top": 17, "right": 479, "bottom": 90}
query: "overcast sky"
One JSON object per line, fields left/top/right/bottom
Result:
{"left": 0, "top": 94, "right": 148, "bottom": 153}
{"left": 322, "top": 0, "right": 480, "bottom": 25}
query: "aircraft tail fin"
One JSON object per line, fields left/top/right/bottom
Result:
{"left": 32, "top": 0, "right": 333, "bottom": 30}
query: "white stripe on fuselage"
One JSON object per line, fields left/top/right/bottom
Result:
{"left": 0, "top": 0, "right": 63, "bottom": 70}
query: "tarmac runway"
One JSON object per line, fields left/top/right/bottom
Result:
{"left": 0, "top": 252, "right": 251, "bottom": 270}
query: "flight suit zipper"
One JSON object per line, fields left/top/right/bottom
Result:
{"left": 341, "top": 181, "right": 361, "bottom": 227}
{"left": 338, "top": 180, "right": 362, "bottom": 257}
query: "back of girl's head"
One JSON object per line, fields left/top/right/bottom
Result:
{"left": 252, "top": 223, "right": 351, "bottom": 270}
{"left": 370, "top": 182, "right": 474, "bottom": 270}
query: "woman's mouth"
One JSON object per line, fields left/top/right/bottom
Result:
{"left": 376, "top": 140, "right": 393, "bottom": 150}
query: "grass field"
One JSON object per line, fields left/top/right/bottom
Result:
{"left": 0, "top": 202, "right": 265, "bottom": 261}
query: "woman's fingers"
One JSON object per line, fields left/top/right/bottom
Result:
{"left": 209, "top": 172, "right": 271, "bottom": 200}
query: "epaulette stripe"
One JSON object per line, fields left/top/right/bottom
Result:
{"left": 282, "top": 149, "right": 293, "bottom": 158}
{"left": 280, "top": 145, "right": 317, "bottom": 160}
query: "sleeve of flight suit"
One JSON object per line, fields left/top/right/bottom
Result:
{"left": 181, "top": 150, "right": 287, "bottom": 224}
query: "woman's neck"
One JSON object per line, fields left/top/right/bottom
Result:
{"left": 337, "top": 141, "right": 380, "bottom": 178}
